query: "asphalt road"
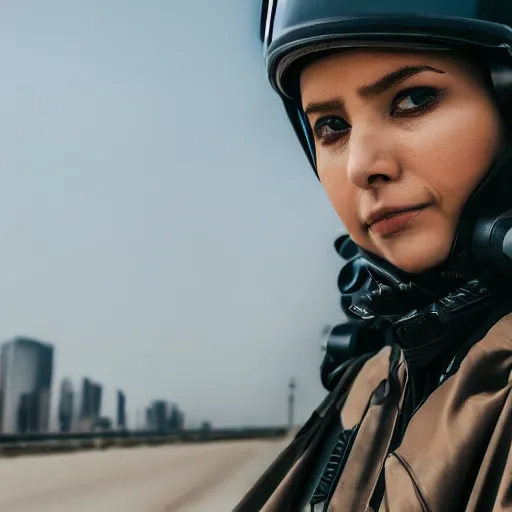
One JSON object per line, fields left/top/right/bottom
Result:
{"left": 0, "top": 437, "right": 289, "bottom": 512}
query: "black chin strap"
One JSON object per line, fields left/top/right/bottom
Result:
{"left": 322, "top": 252, "right": 503, "bottom": 389}
{"left": 394, "top": 278, "right": 494, "bottom": 367}
{"left": 352, "top": 275, "right": 494, "bottom": 366}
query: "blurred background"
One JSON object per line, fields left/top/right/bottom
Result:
{"left": 0, "top": 0, "right": 347, "bottom": 510}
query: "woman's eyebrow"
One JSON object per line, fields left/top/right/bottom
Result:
{"left": 303, "top": 64, "right": 445, "bottom": 117}
{"left": 357, "top": 64, "right": 445, "bottom": 98}
{"left": 303, "top": 99, "right": 344, "bottom": 117}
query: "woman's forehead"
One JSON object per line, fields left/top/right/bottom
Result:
{"left": 301, "top": 49, "right": 449, "bottom": 81}
{"left": 299, "top": 48, "right": 477, "bottom": 99}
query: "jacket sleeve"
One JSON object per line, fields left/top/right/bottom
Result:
{"left": 465, "top": 387, "right": 512, "bottom": 511}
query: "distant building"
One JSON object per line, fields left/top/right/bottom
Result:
{"left": 168, "top": 404, "right": 185, "bottom": 430}
{"left": 77, "top": 377, "right": 102, "bottom": 431}
{"left": 71, "top": 389, "right": 82, "bottom": 430}
{"left": 58, "top": 378, "right": 74, "bottom": 432}
{"left": 152, "top": 400, "right": 168, "bottom": 431}
{"left": 116, "top": 390, "right": 126, "bottom": 429}
{"left": 95, "top": 416, "right": 112, "bottom": 431}
{"left": 18, "top": 389, "right": 51, "bottom": 433}
{"left": 144, "top": 401, "right": 185, "bottom": 432}
{"left": 201, "top": 421, "right": 212, "bottom": 432}
{"left": 0, "top": 337, "right": 54, "bottom": 434}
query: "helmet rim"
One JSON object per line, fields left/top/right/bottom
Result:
{"left": 266, "top": 15, "right": 512, "bottom": 98}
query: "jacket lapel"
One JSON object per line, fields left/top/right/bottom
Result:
{"left": 328, "top": 349, "right": 408, "bottom": 512}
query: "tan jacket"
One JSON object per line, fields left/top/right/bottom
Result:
{"left": 234, "top": 312, "right": 512, "bottom": 511}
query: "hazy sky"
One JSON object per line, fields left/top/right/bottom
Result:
{"left": 0, "top": 0, "right": 346, "bottom": 428}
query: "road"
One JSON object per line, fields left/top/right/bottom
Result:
{"left": 0, "top": 437, "right": 289, "bottom": 511}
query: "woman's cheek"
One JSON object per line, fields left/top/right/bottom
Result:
{"left": 323, "top": 179, "right": 364, "bottom": 237}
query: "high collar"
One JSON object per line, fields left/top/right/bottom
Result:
{"left": 321, "top": 243, "right": 499, "bottom": 391}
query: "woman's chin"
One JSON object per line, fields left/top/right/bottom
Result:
{"left": 373, "top": 233, "right": 452, "bottom": 275}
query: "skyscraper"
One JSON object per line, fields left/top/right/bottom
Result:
{"left": 116, "top": 390, "right": 126, "bottom": 430}
{"left": 0, "top": 337, "right": 54, "bottom": 434}
{"left": 77, "top": 377, "right": 102, "bottom": 431}
{"left": 168, "top": 404, "right": 185, "bottom": 430}
{"left": 58, "top": 378, "right": 74, "bottom": 432}
{"left": 152, "top": 400, "right": 168, "bottom": 431}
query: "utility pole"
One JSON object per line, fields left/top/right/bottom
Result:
{"left": 288, "top": 378, "right": 296, "bottom": 430}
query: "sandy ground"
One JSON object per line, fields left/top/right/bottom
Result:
{"left": 0, "top": 437, "right": 289, "bottom": 512}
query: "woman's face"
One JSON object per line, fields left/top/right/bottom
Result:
{"left": 300, "top": 50, "right": 504, "bottom": 273}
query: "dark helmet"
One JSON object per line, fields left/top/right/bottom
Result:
{"left": 259, "top": 1, "right": 512, "bottom": 278}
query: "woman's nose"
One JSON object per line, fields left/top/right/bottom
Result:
{"left": 346, "top": 128, "right": 401, "bottom": 189}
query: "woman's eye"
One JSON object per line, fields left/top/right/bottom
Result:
{"left": 392, "top": 87, "right": 440, "bottom": 115}
{"left": 313, "top": 116, "right": 350, "bottom": 144}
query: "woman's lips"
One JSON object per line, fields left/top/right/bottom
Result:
{"left": 368, "top": 206, "right": 429, "bottom": 237}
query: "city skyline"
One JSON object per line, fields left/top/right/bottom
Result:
{"left": 0, "top": 336, "right": 188, "bottom": 434}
